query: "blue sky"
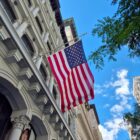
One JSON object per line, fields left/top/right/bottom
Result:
{"left": 59, "top": 0, "right": 140, "bottom": 140}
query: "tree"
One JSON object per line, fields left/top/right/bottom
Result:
{"left": 90, "top": 0, "right": 140, "bottom": 69}
{"left": 124, "top": 104, "right": 140, "bottom": 140}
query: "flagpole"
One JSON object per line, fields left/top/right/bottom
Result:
{"left": 33, "top": 32, "right": 88, "bottom": 60}
{"left": 57, "top": 32, "right": 88, "bottom": 50}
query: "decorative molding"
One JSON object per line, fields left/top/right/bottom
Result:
{"left": 18, "top": 68, "right": 33, "bottom": 80}
{"left": 32, "top": 7, "right": 40, "bottom": 17}
{"left": 49, "top": 114, "right": 59, "bottom": 123}
{"left": 54, "top": 122, "right": 64, "bottom": 131}
{"left": 44, "top": 103, "right": 54, "bottom": 115}
{"left": 11, "top": 115, "right": 30, "bottom": 129}
{"left": 36, "top": 95, "right": 48, "bottom": 105}
{"left": 28, "top": 82, "right": 41, "bottom": 94}
{"left": 5, "top": 49, "right": 23, "bottom": 63}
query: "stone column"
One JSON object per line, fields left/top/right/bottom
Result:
{"left": 8, "top": 116, "right": 30, "bottom": 140}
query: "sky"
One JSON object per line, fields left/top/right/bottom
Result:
{"left": 59, "top": 0, "right": 140, "bottom": 140}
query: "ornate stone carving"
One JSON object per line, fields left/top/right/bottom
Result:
{"left": 11, "top": 115, "right": 30, "bottom": 130}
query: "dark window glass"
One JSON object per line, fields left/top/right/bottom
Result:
{"left": 28, "top": 0, "right": 32, "bottom": 7}
{"left": 0, "top": 0, "right": 16, "bottom": 23}
{"left": 40, "top": 64, "right": 47, "bottom": 81}
{"left": 47, "top": 42, "right": 52, "bottom": 52}
{"left": 21, "top": 34, "right": 34, "bottom": 57}
{"left": 52, "top": 86, "right": 57, "bottom": 100}
{"left": 35, "top": 17, "right": 43, "bottom": 34}
{"left": 0, "top": 94, "right": 12, "bottom": 140}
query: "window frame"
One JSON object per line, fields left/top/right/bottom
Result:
{"left": 21, "top": 34, "right": 35, "bottom": 57}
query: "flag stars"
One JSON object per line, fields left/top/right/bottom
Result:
{"left": 64, "top": 41, "right": 87, "bottom": 69}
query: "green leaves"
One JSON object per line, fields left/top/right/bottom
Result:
{"left": 90, "top": 0, "right": 140, "bottom": 69}
{"left": 124, "top": 104, "right": 140, "bottom": 126}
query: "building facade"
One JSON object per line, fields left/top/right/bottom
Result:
{"left": 133, "top": 76, "right": 140, "bottom": 104}
{"left": 63, "top": 18, "right": 103, "bottom": 140}
{"left": 124, "top": 76, "right": 140, "bottom": 140}
{"left": 0, "top": 1, "right": 102, "bottom": 140}
{"left": 0, "top": 0, "right": 74, "bottom": 140}
{"left": 75, "top": 104, "right": 103, "bottom": 140}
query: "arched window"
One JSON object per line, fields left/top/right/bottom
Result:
{"left": 40, "top": 64, "right": 47, "bottom": 81}
{"left": 21, "top": 34, "right": 34, "bottom": 57}
{"left": 0, "top": 94, "right": 12, "bottom": 140}
{"left": 35, "top": 17, "right": 43, "bottom": 34}
{"left": 0, "top": 0, "right": 16, "bottom": 23}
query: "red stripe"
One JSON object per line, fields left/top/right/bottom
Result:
{"left": 85, "top": 64, "right": 94, "bottom": 99}
{"left": 47, "top": 56, "right": 65, "bottom": 111}
{"left": 68, "top": 72, "right": 76, "bottom": 106}
{"left": 53, "top": 54, "right": 65, "bottom": 81}
{"left": 85, "top": 63, "right": 94, "bottom": 83}
{"left": 59, "top": 51, "right": 69, "bottom": 74}
{"left": 75, "top": 66, "right": 88, "bottom": 101}
{"left": 71, "top": 69, "right": 83, "bottom": 104}
{"left": 53, "top": 53, "right": 71, "bottom": 110}
{"left": 80, "top": 64, "right": 94, "bottom": 100}
{"left": 47, "top": 56, "right": 59, "bottom": 82}
{"left": 58, "top": 51, "right": 75, "bottom": 108}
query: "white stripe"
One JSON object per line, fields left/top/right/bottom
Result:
{"left": 56, "top": 51, "right": 73, "bottom": 107}
{"left": 69, "top": 71, "right": 78, "bottom": 106}
{"left": 82, "top": 63, "right": 93, "bottom": 86}
{"left": 82, "top": 63, "right": 94, "bottom": 99}
{"left": 49, "top": 55, "right": 68, "bottom": 107}
{"left": 77, "top": 65, "right": 90, "bottom": 96}
{"left": 50, "top": 55, "right": 63, "bottom": 82}
{"left": 56, "top": 52, "right": 67, "bottom": 79}
{"left": 61, "top": 51, "right": 71, "bottom": 71}
{"left": 73, "top": 68, "right": 85, "bottom": 101}
{"left": 87, "top": 86, "right": 94, "bottom": 100}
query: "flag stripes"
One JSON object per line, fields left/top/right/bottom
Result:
{"left": 47, "top": 42, "right": 94, "bottom": 112}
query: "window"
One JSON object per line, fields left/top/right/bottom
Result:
{"left": 0, "top": 94, "right": 12, "bottom": 140}
{"left": 40, "top": 64, "right": 47, "bottom": 81}
{"left": 27, "top": 0, "right": 32, "bottom": 7}
{"left": 35, "top": 17, "right": 43, "bottom": 34}
{"left": 52, "top": 86, "right": 57, "bottom": 100}
{"left": 47, "top": 41, "right": 52, "bottom": 53}
{"left": 21, "top": 34, "right": 34, "bottom": 57}
{"left": 0, "top": 0, "right": 16, "bottom": 23}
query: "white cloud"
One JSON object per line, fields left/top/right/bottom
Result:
{"left": 111, "top": 69, "right": 130, "bottom": 95}
{"left": 105, "top": 118, "right": 124, "bottom": 130}
{"left": 97, "top": 69, "right": 132, "bottom": 140}
{"left": 110, "top": 95, "right": 132, "bottom": 114}
{"left": 99, "top": 118, "right": 126, "bottom": 140}
{"left": 99, "top": 125, "right": 114, "bottom": 140}
{"left": 94, "top": 84, "right": 104, "bottom": 95}
{"left": 110, "top": 104, "right": 124, "bottom": 113}
{"left": 117, "top": 69, "right": 128, "bottom": 79}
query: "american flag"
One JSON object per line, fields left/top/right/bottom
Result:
{"left": 47, "top": 40, "right": 94, "bottom": 112}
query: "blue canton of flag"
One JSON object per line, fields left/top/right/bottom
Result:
{"left": 64, "top": 41, "right": 87, "bottom": 68}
